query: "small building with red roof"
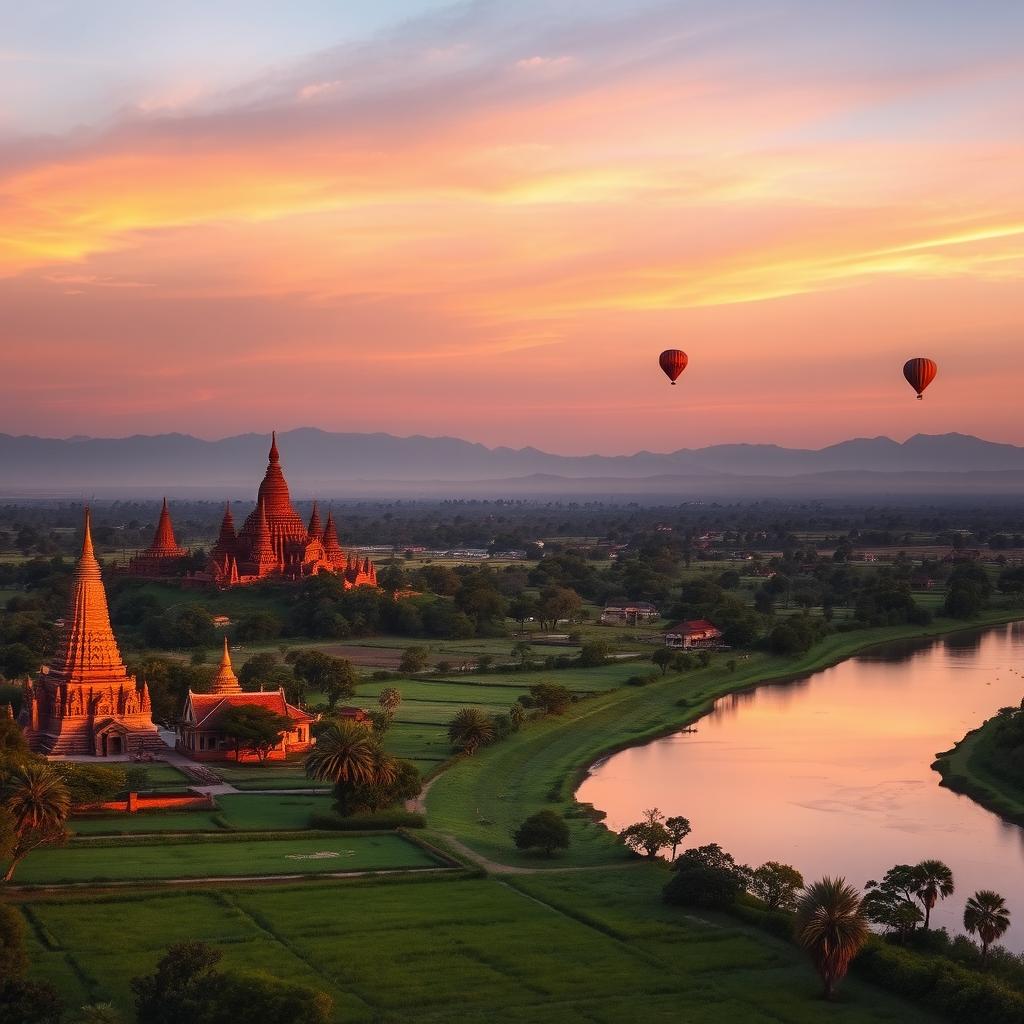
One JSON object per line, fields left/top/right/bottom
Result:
{"left": 664, "top": 619, "right": 723, "bottom": 650}
{"left": 176, "top": 639, "right": 315, "bottom": 761}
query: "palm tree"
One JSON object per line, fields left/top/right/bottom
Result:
{"left": 795, "top": 877, "right": 869, "bottom": 1000}
{"left": 2, "top": 762, "right": 71, "bottom": 881}
{"left": 963, "top": 890, "right": 1011, "bottom": 961}
{"left": 304, "top": 721, "right": 378, "bottom": 785}
{"left": 447, "top": 708, "right": 495, "bottom": 755}
{"left": 914, "top": 859, "right": 954, "bottom": 930}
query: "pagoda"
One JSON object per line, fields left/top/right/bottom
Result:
{"left": 176, "top": 638, "right": 314, "bottom": 761}
{"left": 127, "top": 497, "right": 188, "bottom": 577}
{"left": 20, "top": 510, "right": 164, "bottom": 756}
{"left": 200, "top": 433, "right": 377, "bottom": 588}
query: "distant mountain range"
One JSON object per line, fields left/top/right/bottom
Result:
{"left": 2, "top": 429, "right": 1024, "bottom": 498}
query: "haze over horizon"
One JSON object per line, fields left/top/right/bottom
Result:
{"left": 2, "top": 1, "right": 1022, "bottom": 453}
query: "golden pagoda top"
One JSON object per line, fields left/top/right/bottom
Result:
{"left": 210, "top": 636, "right": 242, "bottom": 694}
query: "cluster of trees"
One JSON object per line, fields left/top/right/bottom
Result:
{"left": 446, "top": 682, "right": 573, "bottom": 756}
{"left": 975, "top": 701, "right": 1024, "bottom": 789}
{"left": 305, "top": 719, "right": 420, "bottom": 816}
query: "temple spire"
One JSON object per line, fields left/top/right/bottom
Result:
{"left": 307, "top": 501, "right": 323, "bottom": 542}
{"left": 53, "top": 508, "right": 127, "bottom": 684}
{"left": 269, "top": 430, "right": 280, "bottom": 464}
{"left": 210, "top": 636, "right": 242, "bottom": 694}
{"left": 147, "top": 497, "right": 185, "bottom": 556}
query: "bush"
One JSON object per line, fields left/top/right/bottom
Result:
{"left": 513, "top": 810, "right": 570, "bottom": 857}
{"left": 663, "top": 844, "right": 749, "bottom": 909}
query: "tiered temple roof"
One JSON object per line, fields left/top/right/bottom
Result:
{"left": 21, "top": 510, "right": 162, "bottom": 756}
{"left": 127, "top": 497, "right": 188, "bottom": 577}
{"left": 201, "top": 433, "right": 377, "bottom": 589}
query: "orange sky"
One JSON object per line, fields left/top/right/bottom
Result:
{"left": 1, "top": 2, "right": 1022, "bottom": 453}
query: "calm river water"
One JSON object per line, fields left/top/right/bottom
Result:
{"left": 577, "top": 622, "right": 1024, "bottom": 950}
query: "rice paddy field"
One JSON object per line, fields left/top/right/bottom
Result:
{"left": 70, "top": 793, "right": 335, "bottom": 835}
{"left": 14, "top": 867, "right": 937, "bottom": 1023}
{"left": 13, "top": 832, "right": 439, "bottom": 884}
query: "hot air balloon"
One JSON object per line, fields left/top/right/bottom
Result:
{"left": 659, "top": 349, "right": 688, "bottom": 385}
{"left": 903, "top": 357, "right": 937, "bottom": 400}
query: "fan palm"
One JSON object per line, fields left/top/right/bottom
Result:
{"left": 915, "top": 859, "right": 954, "bottom": 930}
{"left": 963, "top": 890, "right": 1011, "bottom": 960}
{"left": 447, "top": 708, "right": 495, "bottom": 755}
{"left": 304, "top": 721, "right": 379, "bottom": 785}
{"left": 2, "top": 762, "right": 71, "bottom": 881}
{"left": 795, "top": 877, "right": 869, "bottom": 999}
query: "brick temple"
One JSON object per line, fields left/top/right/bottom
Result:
{"left": 127, "top": 497, "right": 189, "bottom": 578}
{"left": 192, "top": 432, "right": 378, "bottom": 588}
{"left": 20, "top": 510, "right": 164, "bottom": 756}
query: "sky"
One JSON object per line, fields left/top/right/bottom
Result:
{"left": 0, "top": 0, "right": 1022, "bottom": 454}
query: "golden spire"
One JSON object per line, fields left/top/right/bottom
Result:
{"left": 52, "top": 508, "right": 128, "bottom": 684}
{"left": 210, "top": 636, "right": 242, "bottom": 694}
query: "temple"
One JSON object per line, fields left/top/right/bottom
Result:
{"left": 197, "top": 432, "right": 377, "bottom": 588}
{"left": 176, "top": 638, "right": 314, "bottom": 761}
{"left": 20, "top": 510, "right": 164, "bottom": 756}
{"left": 127, "top": 497, "right": 189, "bottom": 577}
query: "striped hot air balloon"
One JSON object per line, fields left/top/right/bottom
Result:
{"left": 903, "top": 357, "right": 938, "bottom": 400}
{"left": 659, "top": 349, "right": 688, "bottom": 385}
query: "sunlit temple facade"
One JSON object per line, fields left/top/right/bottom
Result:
{"left": 20, "top": 510, "right": 164, "bottom": 756}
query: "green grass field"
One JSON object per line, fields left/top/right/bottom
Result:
{"left": 17, "top": 868, "right": 937, "bottom": 1023}
{"left": 70, "top": 793, "right": 335, "bottom": 835}
{"left": 14, "top": 833, "right": 439, "bottom": 884}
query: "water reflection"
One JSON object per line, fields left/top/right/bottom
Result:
{"left": 578, "top": 623, "right": 1024, "bottom": 951}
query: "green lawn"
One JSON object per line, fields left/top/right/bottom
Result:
{"left": 17, "top": 868, "right": 937, "bottom": 1023}
{"left": 69, "top": 793, "right": 335, "bottom": 835}
{"left": 14, "top": 833, "right": 438, "bottom": 884}
{"left": 211, "top": 758, "right": 331, "bottom": 791}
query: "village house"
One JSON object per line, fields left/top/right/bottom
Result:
{"left": 600, "top": 601, "right": 660, "bottom": 626}
{"left": 665, "top": 619, "right": 724, "bottom": 650}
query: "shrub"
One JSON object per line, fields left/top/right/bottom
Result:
{"left": 513, "top": 810, "right": 570, "bottom": 857}
{"left": 663, "top": 844, "right": 750, "bottom": 908}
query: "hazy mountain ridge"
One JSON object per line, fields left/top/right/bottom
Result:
{"left": 2, "top": 429, "right": 1023, "bottom": 497}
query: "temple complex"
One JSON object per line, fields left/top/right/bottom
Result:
{"left": 198, "top": 433, "right": 377, "bottom": 588}
{"left": 176, "top": 638, "right": 314, "bottom": 761}
{"left": 127, "top": 497, "right": 189, "bottom": 577}
{"left": 20, "top": 510, "right": 164, "bottom": 756}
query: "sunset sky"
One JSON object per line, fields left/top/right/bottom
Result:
{"left": 1, "top": 1, "right": 1021, "bottom": 454}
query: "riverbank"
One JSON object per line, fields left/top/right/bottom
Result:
{"left": 426, "top": 608, "right": 1024, "bottom": 869}
{"left": 932, "top": 715, "right": 1024, "bottom": 828}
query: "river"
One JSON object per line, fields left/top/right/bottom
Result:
{"left": 577, "top": 622, "right": 1024, "bottom": 950}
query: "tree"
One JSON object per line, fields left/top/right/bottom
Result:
{"left": 915, "top": 859, "right": 954, "bottom": 930}
{"left": 514, "top": 810, "right": 570, "bottom": 857}
{"left": 1, "top": 762, "right": 71, "bottom": 881}
{"left": 663, "top": 844, "right": 749, "bottom": 908}
{"left": 664, "top": 815, "right": 691, "bottom": 861}
{"left": 749, "top": 861, "right": 804, "bottom": 912}
{"left": 511, "top": 641, "right": 534, "bottom": 668}
{"left": 218, "top": 705, "right": 291, "bottom": 764}
{"left": 652, "top": 647, "right": 674, "bottom": 675}
{"left": 399, "top": 646, "right": 430, "bottom": 674}
{"left": 536, "top": 586, "right": 582, "bottom": 630}
{"left": 132, "top": 942, "right": 331, "bottom": 1024}
{"left": 378, "top": 687, "right": 402, "bottom": 715}
{"left": 305, "top": 720, "right": 378, "bottom": 789}
{"left": 0, "top": 978, "right": 65, "bottom": 1024}
{"left": 508, "top": 595, "right": 538, "bottom": 633}
{"left": 290, "top": 651, "right": 356, "bottom": 709}
{"left": 577, "top": 640, "right": 610, "bottom": 667}
{"left": 620, "top": 807, "right": 671, "bottom": 858}
{"left": 963, "top": 890, "right": 1011, "bottom": 961}
{"left": 795, "top": 877, "right": 868, "bottom": 1000}
{"left": 340, "top": 758, "right": 421, "bottom": 815}
{"left": 448, "top": 708, "right": 495, "bottom": 755}
{"left": 528, "top": 682, "right": 572, "bottom": 716}
{"left": 131, "top": 941, "right": 223, "bottom": 1024}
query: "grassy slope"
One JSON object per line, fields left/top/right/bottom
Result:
{"left": 14, "top": 833, "right": 437, "bottom": 883}
{"left": 19, "top": 867, "right": 937, "bottom": 1024}
{"left": 932, "top": 717, "right": 1024, "bottom": 827}
{"left": 427, "top": 610, "right": 1023, "bottom": 868}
